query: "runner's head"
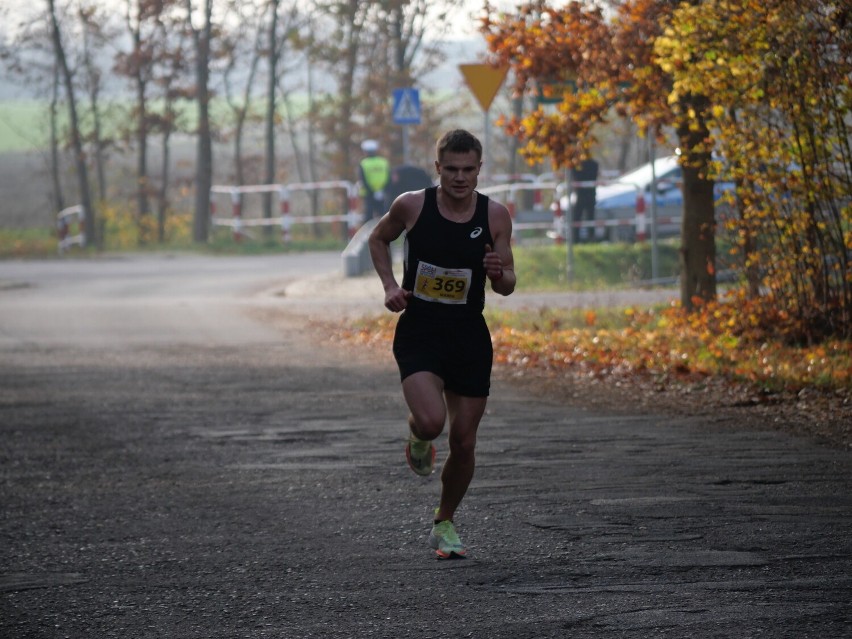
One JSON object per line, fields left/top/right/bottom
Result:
{"left": 436, "top": 130, "right": 482, "bottom": 163}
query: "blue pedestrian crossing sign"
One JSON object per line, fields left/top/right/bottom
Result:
{"left": 392, "top": 88, "right": 421, "bottom": 125}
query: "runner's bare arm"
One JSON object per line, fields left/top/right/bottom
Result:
{"left": 484, "top": 201, "right": 516, "bottom": 296}
{"left": 368, "top": 191, "right": 423, "bottom": 312}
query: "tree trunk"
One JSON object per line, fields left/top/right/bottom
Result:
{"left": 48, "top": 0, "right": 95, "bottom": 248}
{"left": 49, "top": 61, "right": 65, "bottom": 214}
{"left": 679, "top": 160, "right": 717, "bottom": 309}
{"left": 157, "top": 115, "right": 173, "bottom": 244}
{"left": 306, "top": 45, "right": 319, "bottom": 229}
{"left": 263, "top": 0, "right": 280, "bottom": 228}
{"left": 616, "top": 118, "right": 633, "bottom": 174}
{"left": 132, "top": 24, "right": 150, "bottom": 222}
{"left": 676, "top": 97, "right": 716, "bottom": 310}
{"left": 337, "top": 0, "right": 362, "bottom": 183}
{"left": 189, "top": 0, "right": 213, "bottom": 243}
{"left": 80, "top": 15, "right": 108, "bottom": 205}
{"left": 137, "top": 76, "right": 149, "bottom": 217}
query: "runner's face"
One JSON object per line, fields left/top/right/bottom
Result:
{"left": 435, "top": 150, "right": 481, "bottom": 200}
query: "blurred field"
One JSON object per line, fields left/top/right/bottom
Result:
{"left": 0, "top": 101, "right": 49, "bottom": 153}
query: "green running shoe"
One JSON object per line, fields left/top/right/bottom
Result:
{"left": 405, "top": 434, "right": 436, "bottom": 477}
{"left": 429, "top": 519, "right": 466, "bottom": 559}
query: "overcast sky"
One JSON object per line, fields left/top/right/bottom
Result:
{"left": 447, "top": 0, "right": 519, "bottom": 40}
{"left": 2, "top": 0, "right": 519, "bottom": 42}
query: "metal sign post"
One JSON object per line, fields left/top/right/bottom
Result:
{"left": 483, "top": 109, "right": 491, "bottom": 182}
{"left": 459, "top": 64, "right": 509, "bottom": 183}
{"left": 648, "top": 129, "right": 660, "bottom": 281}
{"left": 565, "top": 167, "right": 574, "bottom": 283}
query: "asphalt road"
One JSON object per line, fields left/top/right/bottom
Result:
{"left": 1, "top": 253, "right": 850, "bottom": 638}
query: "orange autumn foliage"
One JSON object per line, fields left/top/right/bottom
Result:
{"left": 334, "top": 299, "right": 850, "bottom": 396}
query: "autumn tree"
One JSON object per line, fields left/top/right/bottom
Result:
{"left": 374, "top": 0, "right": 449, "bottom": 163}
{"left": 262, "top": 0, "right": 303, "bottom": 224}
{"left": 47, "top": 0, "right": 97, "bottom": 247}
{"left": 481, "top": 0, "right": 719, "bottom": 308}
{"left": 309, "top": 0, "right": 450, "bottom": 181}
{"left": 307, "top": 0, "right": 370, "bottom": 182}
{"left": 220, "top": 0, "right": 267, "bottom": 191}
{"left": 216, "top": 0, "right": 306, "bottom": 230}
{"left": 656, "top": 0, "right": 852, "bottom": 340}
{"left": 48, "top": 63, "right": 66, "bottom": 215}
{"left": 0, "top": 5, "right": 68, "bottom": 216}
{"left": 263, "top": 0, "right": 282, "bottom": 226}
{"left": 150, "top": 21, "right": 193, "bottom": 242}
{"left": 76, "top": 2, "right": 117, "bottom": 206}
{"left": 116, "top": 0, "right": 178, "bottom": 239}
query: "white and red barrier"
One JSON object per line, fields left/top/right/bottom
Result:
{"left": 210, "top": 180, "right": 360, "bottom": 242}
{"left": 481, "top": 178, "right": 680, "bottom": 244}
{"left": 56, "top": 205, "right": 85, "bottom": 253}
{"left": 479, "top": 181, "right": 561, "bottom": 241}
{"left": 551, "top": 196, "right": 565, "bottom": 245}
{"left": 635, "top": 191, "right": 647, "bottom": 242}
{"left": 202, "top": 175, "right": 678, "bottom": 246}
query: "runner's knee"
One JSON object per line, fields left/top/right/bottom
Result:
{"left": 447, "top": 428, "right": 477, "bottom": 463}
{"left": 410, "top": 409, "right": 445, "bottom": 440}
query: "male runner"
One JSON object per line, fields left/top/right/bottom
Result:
{"left": 368, "top": 129, "right": 516, "bottom": 559}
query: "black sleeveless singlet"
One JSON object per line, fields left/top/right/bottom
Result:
{"left": 401, "top": 186, "right": 493, "bottom": 319}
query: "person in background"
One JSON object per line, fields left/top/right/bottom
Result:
{"left": 368, "top": 129, "right": 516, "bottom": 560}
{"left": 570, "top": 157, "right": 599, "bottom": 242}
{"left": 383, "top": 164, "right": 434, "bottom": 213}
{"left": 359, "top": 139, "right": 390, "bottom": 223}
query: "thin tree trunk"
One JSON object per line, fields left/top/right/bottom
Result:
{"left": 306, "top": 44, "right": 320, "bottom": 228}
{"left": 48, "top": 0, "right": 95, "bottom": 248}
{"left": 189, "top": 0, "right": 213, "bottom": 243}
{"left": 137, "top": 75, "right": 149, "bottom": 216}
{"left": 49, "top": 60, "right": 65, "bottom": 213}
{"left": 81, "top": 16, "right": 108, "bottom": 204}
{"left": 157, "top": 117, "right": 172, "bottom": 243}
{"left": 91, "top": 97, "right": 107, "bottom": 203}
{"left": 263, "top": 0, "right": 280, "bottom": 228}
{"left": 229, "top": 46, "right": 261, "bottom": 190}
{"left": 131, "top": 19, "right": 150, "bottom": 221}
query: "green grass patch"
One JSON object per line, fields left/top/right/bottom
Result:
{"left": 0, "top": 228, "right": 61, "bottom": 258}
{"left": 514, "top": 241, "right": 681, "bottom": 291}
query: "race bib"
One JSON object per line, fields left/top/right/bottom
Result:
{"left": 413, "top": 261, "right": 472, "bottom": 305}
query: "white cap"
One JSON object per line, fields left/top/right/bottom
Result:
{"left": 361, "top": 139, "right": 379, "bottom": 153}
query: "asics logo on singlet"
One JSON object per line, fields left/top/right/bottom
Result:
{"left": 470, "top": 227, "right": 483, "bottom": 238}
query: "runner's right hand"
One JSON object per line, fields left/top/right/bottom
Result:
{"left": 384, "top": 285, "right": 412, "bottom": 313}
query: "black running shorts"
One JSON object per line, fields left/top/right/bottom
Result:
{"left": 392, "top": 311, "right": 493, "bottom": 397}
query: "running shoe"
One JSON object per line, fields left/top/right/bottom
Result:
{"left": 429, "top": 519, "right": 466, "bottom": 559}
{"left": 405, "top": 434, "right": 436, "bottom": 476}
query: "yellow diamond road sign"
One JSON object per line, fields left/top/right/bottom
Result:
{"left": 459, "top": 64, "right": 509, "bottom": 112}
